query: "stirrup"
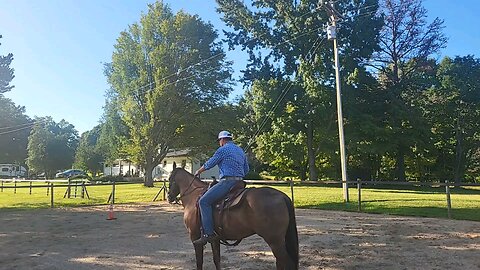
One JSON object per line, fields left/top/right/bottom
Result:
{"left": 193, "top": 233, "right": 218, "bottom": 246}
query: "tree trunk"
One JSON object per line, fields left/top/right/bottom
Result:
{"left": 300, "top": 161, "right": 307, "bottom": 181}
{"left": 144, "top": 162, "right": 154, "bottom": 187}
{"left": 395, "top": 147, "right": 406, "bottom": 181}
{"left": 454, "top": 113, "right": 465, "bottom": 184}
{"left": 306, "top": 121, "right": 318, "bottom": 181}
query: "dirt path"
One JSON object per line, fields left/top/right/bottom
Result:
{"left": 0, "top": 203, "right": 478, "bottom": 269}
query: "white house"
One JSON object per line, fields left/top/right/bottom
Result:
{"left": 103, "top": 149, "right": 220, "bottom": 180}
{"left": 103, "top": 159, "right": 139, "bottom": 177}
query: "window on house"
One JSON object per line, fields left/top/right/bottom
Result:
{"left": 163, "top": 161, "right": 167, "bottom": 167}
{"left": 2, "top": 168, "right": 9, "bottom": 172}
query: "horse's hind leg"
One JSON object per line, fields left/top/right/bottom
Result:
{"left": 211, "top": 240, "right": 221, "bottom": 270}
{"left": 266, "top": 239, "right": 296, "bottom": 270}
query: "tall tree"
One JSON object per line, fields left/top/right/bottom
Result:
{"left": 424, "top": 56, "right": 480, "bottom": 183}
{"left": 106, "top": 2, "right": 232, "bottom": 186}
{"left": 74, "top": 125, "right": 104, "bottom": 177}
{"left": 0, "top": 96, "right": 31, "bottom": 164}
{"left": 369, "top": 0, "right": 447, "bottom": 181}
{"left": 0, "top": 35, "right": 15, "bottom": 94}
{"left": 26, "top": 117, "right": 79, "bottom": 178}
{"left": 217, "top": 0, "right": 382, "bottom": 180}
{"left": 97, "top": 91, "right": 130, "bottom": 167}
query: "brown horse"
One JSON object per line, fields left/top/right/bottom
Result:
{"left": 167, "top": 168, "right": 299, "bottom": 270}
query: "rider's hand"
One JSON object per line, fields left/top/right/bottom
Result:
{"left": 194, "top": 170, "right": 201, "bottom": 178}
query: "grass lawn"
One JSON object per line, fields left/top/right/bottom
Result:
{"left": 275, "top": 185, "right": 480, "bottom": 221}
{"left": 0, "top": 181, "right": 163, "bottom": 209}
{"left": 1, "top": 181, "right": 479, "bottom": 221}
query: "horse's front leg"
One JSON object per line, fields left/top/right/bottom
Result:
{"left": 211, "top": 239, "right": 221, "bottom": 270}
{"left": 193, "top": 243, "right": 204, "bottom": 270}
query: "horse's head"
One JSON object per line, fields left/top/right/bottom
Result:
{"left": 167, "top": 168, "right": 181, "bottom": 203}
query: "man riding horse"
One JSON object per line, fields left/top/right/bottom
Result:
{"left": 193, "top": 130, "right": 249, "bottom": 246}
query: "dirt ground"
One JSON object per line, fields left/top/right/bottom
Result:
{"left": 0, "top": 203, "right": 479, "bottom": 270}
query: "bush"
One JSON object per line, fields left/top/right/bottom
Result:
{"left": 244, "top": 171, "right": 263, "bottom": 180}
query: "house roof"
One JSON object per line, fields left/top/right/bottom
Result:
{"left": 106, "top": 149, "right": 195, "bottom": 163}
{"left": 165, "top": 149, "right": 190, "bottom": 157}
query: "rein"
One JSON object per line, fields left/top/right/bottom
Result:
{"left": 171, "top": 172, "right": 205, "bottom": 205}
{"left": 179, "top": 176, "right": 203, "bottom": 200}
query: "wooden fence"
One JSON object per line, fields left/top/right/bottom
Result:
{"left": 1, "top": 178, "right": 479, "bottom": 219}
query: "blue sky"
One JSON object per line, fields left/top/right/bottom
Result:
{"left": 1, "top": 0, "right": 479, "bottom": 134}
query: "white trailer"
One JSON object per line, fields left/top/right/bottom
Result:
{"left": 0, "top": 164, "right": 27, "bottom": 178}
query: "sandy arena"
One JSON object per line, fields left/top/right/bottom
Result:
{"left": 0, "top": 203, "right": 479, "bottom": 270}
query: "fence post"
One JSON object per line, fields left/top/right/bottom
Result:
{"left": 1, "top": 180, "right": 3, "bottom": 192}
{"left": 111, "top": 179, "right": 116, "bottom": 205}
{"left": 74, "top": 182, "right": 78, "bottom": 198}
{"left": 81, "top": 181, "right": 85, "bottom": 198}
{"left": 445, "top": 180, "right": 452, "bottom": 219}
{"left": 357, "top": 178, "right": 362, "bottom": 212}
{"left": 67, "top": 178, "right": 71, "bottom": 198}
{"left": 30, "top": 181, "right": 32, "bottom": 195}
{"left": 50, "top": 183, "right": 54, "bottom": 208}
{"left": 290, "top": 179, "right": 295, "bottom": 206}
{"left": 14, "top": 181, "right": 17, "bottom": 194}
{"left": 162, "top": 181, "right": 166, "bottom": 201}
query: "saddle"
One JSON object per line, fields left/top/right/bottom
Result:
{"left": 211, "top": 179, "right": 248, "bottom": 210}
{"left": 198, "top": 180, "right": 253, "bottom": 246}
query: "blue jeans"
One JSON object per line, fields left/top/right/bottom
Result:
{"left": 198, "top": 179, "right": 238, "bottom": 235}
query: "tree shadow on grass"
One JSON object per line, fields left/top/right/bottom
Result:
{"left": 0, "top": 197, "right": 107, "bottom": 211}
{"left": 363, "top": 185, "right": 480, "bottom": 195}
{"left": 298, "top": 202, "right": 480, "bottom": 222}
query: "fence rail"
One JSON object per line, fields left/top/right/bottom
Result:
{"left": 1, "top": 178, "right": 478, "bottom": 219}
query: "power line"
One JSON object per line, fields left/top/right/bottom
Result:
{"left": 0, "top": 123, "right": 37, "bottom": 136}
{"left": 244, "top": 81, "right": 294, "bottom": 151}
{"left": 0, "top": 119, "right": 48, "bottom": 131}
{"left": 244, "top": 36, "right": 327, "bottom": 151}
{"left": 119, "top": 6, "right": 326, "bottom": 98}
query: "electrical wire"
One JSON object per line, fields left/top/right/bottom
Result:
{"left": 243, "top": 34, "right": 327, "bottom": 151}
{"left": 0, "top": 123, "right": 37, "bottom": 136}
{"left": 0, "top": 118, "right": 49, "bottom": 133}
{"left": 119, "top": 5, "right": 326, "bottom": 98}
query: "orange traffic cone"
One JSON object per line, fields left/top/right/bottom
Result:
{"left": 107, "top": 204, "right": 117, "bottom": 220}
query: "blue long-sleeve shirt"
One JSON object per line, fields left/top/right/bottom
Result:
{"left": 203, "top": 141, "right": 249, "bottom": 179}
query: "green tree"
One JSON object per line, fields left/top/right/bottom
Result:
{"left": 105, "top": 1, "right": 232, "bottom": 186}
{"left": 26, "top": 117, "right": 79, "bottom": 178}
{"left": 217, "top": 0, "right": 382, "bottom": 180}
{"left": 368, "top": 0, "right": 447, "bottom": 181}
{"left": 424, "top": 56, "right": 480, "bottom": 183}
{"left": 0, "top": 35, "right": 15, "bottom": 94}
{"left": 0, "top": 35, "right": 29, "bottom": 165}
{"left": 0, "top": 96, "right": 31, "bottom": 165}
{"left": 97, "top": 92, "right": 130, "bottom": 167}
{"left": 74, "top": 125, "right": 104, "bottom": 177}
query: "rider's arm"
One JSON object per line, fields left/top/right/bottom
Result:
{"left": 203, "top": 147, "right": 225, "bottom": 171}
{"left": 194, "top": 166, "right": 206, "bottom": 177}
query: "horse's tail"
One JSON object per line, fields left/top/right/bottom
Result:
{"left": 284, "top": 196, "right": 299, "bottom": 269}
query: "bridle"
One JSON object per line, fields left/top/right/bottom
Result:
{"left": 169, "top": 170, "right": 204, "bottom": 204}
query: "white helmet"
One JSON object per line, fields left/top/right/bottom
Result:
{"left": 217, "top": 130, "right": 233, "bottom": 141}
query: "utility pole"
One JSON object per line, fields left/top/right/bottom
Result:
{"left": 323, "top": 0, "right": 349, "bottom": 202}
